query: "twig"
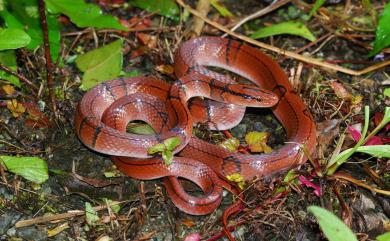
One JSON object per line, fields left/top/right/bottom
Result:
{"left": 0, "top": 64, "right": 38, "bottom": 92}
{"left": 224, "top": 0, "right": 291, "bottom": 36}
{"left": 14, "top": 201, "right": 128, "bottom": 228}
{"left": 176, "top": 0, "right": 390, "bottom": 76}
{"left": 332, "top": 172, "right": 390, "bottom": 196}
{"left": 38, "top": 0, "right": 57, "bottom": 115}
{"left": 192, "top": 0, "right": 211, "bottom": 37}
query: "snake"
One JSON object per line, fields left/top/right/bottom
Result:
{"left": 74, "top": 36, "right": 316, "bottom": 231}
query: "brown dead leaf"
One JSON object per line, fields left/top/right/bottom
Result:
{"left": 331, "top": 81, "right": 352, "bottom": 101}
{"left": 137, "top": 33, "right": 157, "bottom": 49}
{"left": 181, "top": 218, "right": 195, "bottom": 228}
{"left": 24, "top": 103, "right": 51, "bottom": 128}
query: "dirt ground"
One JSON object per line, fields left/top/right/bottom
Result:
{"left": 0, "top": 0, "right": 389, "bottom": 240}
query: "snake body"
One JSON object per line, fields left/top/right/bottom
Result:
{"left": 75, "top": 37, "right": 316, "bottom": 216}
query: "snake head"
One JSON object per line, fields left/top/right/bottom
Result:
{"left": 222, "top": 84, "right": 279, "bottom": 107}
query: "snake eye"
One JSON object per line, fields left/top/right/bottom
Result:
{"left": 222, "top": 84, "right": 279, "bottom": 107}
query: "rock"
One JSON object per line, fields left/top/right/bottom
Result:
{"left": 0, "top": 210, "right": 22, "bottom": 236}
{"left": 16, "top": 226, "right": 47, "bottom": 241}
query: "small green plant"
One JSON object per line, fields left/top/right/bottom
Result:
{"left": 309, "top": 206, "right": 390, "bottom": 241}
{"left": 147, "top": 137, "right": 181, "bottom": 165}
{"left": 327, "top": 106, "right": 390, "bottom": 175}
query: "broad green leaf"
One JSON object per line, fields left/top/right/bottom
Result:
{"left": 377, "top": 232, "right": 390, "bottom": 241}
{"left": 85, "top": 202, "right": 99, "bottom": 226}
{"left": 369, "top": 2, "right": 390, "bottom": 56}
{"left": 384, "top": 88, "right": 390, "bottom": 98}
{"left": 355, "top": 145, "right": 390, "bottom": 158}
{"left": 2, "top": 0, "right": 60, "bottom": 61}
{"left": 131, "top": 0, "right": 179, "bottom": 20}
{"left": 308, "top": 206, "right": 358, "bottom": 241}
{"left": 309, "top": 0, "right": 325, "bottom": 17}
{"left": 163, "top": 136, "right": 181, "bottom": 151}
{"left": 76, "top": 39, "right": 123, "bottom": 90}
{"left": 0, "top": 155, "right": 48, "bottom": 184}
{"left": 162, "top": 150, "right": 173, "bottom": 165}
{"left": 127, "top": 123, "right": 155, "bottom": 135}
{"left": 45, "top": 0, "right": 126, "bottom": 30}
{"left": 0, "top": 50, "right": 20, "bottom": 87}
{"left": 210, "top": 0, "right": 233, "bottom": 17}
{"left": 148, "top": 143, "right": 165, "bottom": 155}
{"left": 0, "top": 28, "right": 31, "bottom": 50}
{"left": 251, "top": 21, "right": 316, "bottom": 42}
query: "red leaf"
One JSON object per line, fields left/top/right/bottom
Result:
{"left": 365, "top": 136, "right": 383, "bottom": 145}
{"left": 298, "top": 175, "right": 322, "bottom": 196}
{"left": 183, "top": 233, "right": 201, "bottom": 241}
{"left": 347, "top": 125, "right": 361, "bottom": 142}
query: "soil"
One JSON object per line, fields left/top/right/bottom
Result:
{"left": 0, "top": 1, "right": 389, "bottom": 241}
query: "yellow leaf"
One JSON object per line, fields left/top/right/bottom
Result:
{"left": 226, "top": 173, "right": 245, "bottom": 189}
{"left": 351, "top": 95, "right": 363, "bottom": 105}
{"left": 6, "top": 99, "right": 25, "bottom": 118}
{"left": 245, "top": 131, "right": 272, "bottom": 153}
{"left": 47, "top": 222, "right": 69, "bottom": 237}
{"left": 219, "top": 137, "right": 240, "bottom": 152}
{"left": 2, "top": 84, "right": 15, "bottom": 95}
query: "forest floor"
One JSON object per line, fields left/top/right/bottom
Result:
{"left": 0, "top": 0, "right": 389, "bottom": 241}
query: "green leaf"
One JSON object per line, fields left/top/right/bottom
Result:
{"left": 127, "top": 122, "right": 155, "bottom": 135}
{"left": 309, "top": 0, "right": 325, "bottom": 17}
{"left": 0, "top": 28, "right": 31, "bottom": 50}
{"left": 210, "top": 0, "right": 233, "bottom": 17}
{"left": 369, "top": 2, "right": 390, "bottom": 56}
{"left": 355, "top": 145, "right": 390, "bottom": 158}
{"left": 131, "top": 0, "right": 179, "bottom": 20}
{"left": 147, "top": 143, "right": 165, "bottom": 155}
{"left": 76, "top": 39, "right": 123, "bottom": 90}
{"left": 327, "top": 106, "right": 370, "bottom": 175}
{"left": 0, "top": 155, "right": 48, "bottom": 184}
{"left": 377, "top": 231, "right": 390, "bottom": 241}
{"left": 162, "top": 150, "right": 173, "bottom": 165}
{"left": 45, "top": 0, "right": 126, "bottom": 30}
{"left": 251, "top": 21, "right": 316, "bottom": 42}
{"left": 103, "top": 199, "right": 121, "bottom": 214}
{"left": 308, "top": 206, "right": 358, "bottom": 241}
{"left": 2, "top": 0, "right": 60, "bottom": 61}
{"left": 384, "top": 88, "right": 390, "bottom": 98}
{"left": 85, "top": 202, "right": 99, "bottom": 226}
{"left": 163, "top": 136, "right": 181, "bottom": 151}
{"left": 0, "top": 50, "right": 20, "bottom": 87}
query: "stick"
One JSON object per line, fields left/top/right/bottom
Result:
{"left": 15, "top": 201, "right": 127, "bottom": 228}
{"left": 176, "top": 0, "right": 390, "bottom": 76}
{"left": 38, "top": 0, "right": 57, "bottom": 115}
{"left": 0, "top": 64, "right": 38, "bottom": 92}
{"left": 192, "top": 0, "right": 211, "bottom": 37}
{"left": 226, "top": 0, "right": 291, "bottom": 34}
